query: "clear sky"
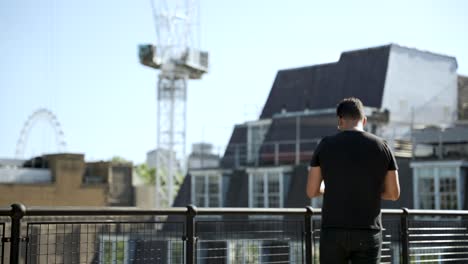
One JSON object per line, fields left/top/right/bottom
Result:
{"left": 1, "top": 0, "right": 467, "bottom": 163}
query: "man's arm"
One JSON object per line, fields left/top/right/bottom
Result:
{"left": 381, "top": 170, "right": 400, "bottom": 201}
{"left": 307, "top": 166, "right": 324, "bottom": 198}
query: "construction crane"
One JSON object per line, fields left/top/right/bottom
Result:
{"left": 138, "top": 0, "right": 209, "bottom": 208}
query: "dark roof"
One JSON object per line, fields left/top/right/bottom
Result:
{"left": 165, "top": 175, "right": 191, "bottom": 225}
{"left": 221, "top": 125, "right": 247, "bottom": 168}
{"left": 284, "top": 165, "right": 310, "bottom": 208}
{"left": 171, "top": 174, "right": 191, "bottom": 206}
{"left": 224, "top": 170, "right": 249, "bottom": 208}
{"left": 263, "top": 114, "right": 338, "bottom": 143}
{"left": 260, "top": 45, "right": 391, "bottom": 119}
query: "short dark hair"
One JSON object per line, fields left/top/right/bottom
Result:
{"left": 336, "top": 97, "right": 365, "bottom": 120}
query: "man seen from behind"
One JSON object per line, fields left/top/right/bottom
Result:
{"left": 306, "top": 97, "right": 400, "bottom": 264}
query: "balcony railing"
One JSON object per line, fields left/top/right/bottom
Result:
{"left": 222, "top": 139, "right": 320, "bottom": 168}
{"left": 1, "top": 204, "right": 468, "bottom": 263}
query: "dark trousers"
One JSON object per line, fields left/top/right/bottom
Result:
{"left": 319, "top": 228, "right": 382, "bottom": 264}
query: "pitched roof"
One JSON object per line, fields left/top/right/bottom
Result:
{"left": 260, "top": 45, "right": 391, "bottom": 119}
{"left": 221, "top": 125, "right": 247, "bottom": 168}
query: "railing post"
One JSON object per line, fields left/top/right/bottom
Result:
{"left": 186, "top": 205, "right": 197, "bottom": 264}
{"left": 400, "top": 207, "right": 410, "bottom": 264}
{"left": 305, "top": 206, "right": 314, "bottom": 264}
{"left": 9, "top": 203, "right": 26, "bottom": 264}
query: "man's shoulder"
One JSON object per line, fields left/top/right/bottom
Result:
{"left": 342, "top": 131, "right": 388, "bottom": 146}
{"left": 321, "top": 131, "right": 387, "bottom": 146}
{"left": 359, "top": 132, "right": 394, "bottom": 153}
{"left": 318, "top": 134, "right": 336, "bottom": 146}
{"left": 362, "top": 131, "right": 385, "bottom": 142}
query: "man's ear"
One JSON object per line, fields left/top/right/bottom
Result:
{"left": 362, "top": 116, "right": 367, "bottom": 127}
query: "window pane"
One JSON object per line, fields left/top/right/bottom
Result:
{"left": 252, "top": 174, "right": 264, "bottom": 207}
{"left": 208, "top": 175, "right": 220, "bottom": 207}
{"left": 196, "top": 195, "right": 205, "bottom": 206}
{"left": 194, "top": 176, "right": 206, "bottom": 206}
{"left": 440, "top": 168, "right": 456, "bottom": 178}
{"left": 208, "top": 176, "right": 219, "bottom": 193}
{"left": 419, "top": 178, "right": 435, "bottom": 209}
{"left": 268, "top": 196, "right": 280, "bottom": 207}
{"left": 439, "top": 177, "right": 458, "bottom": 210}
{"left": 268, "top": 172, "right": 280, "bottom": 207}
{"left": 418, "top": 168, "right": 434, "bottom": 178}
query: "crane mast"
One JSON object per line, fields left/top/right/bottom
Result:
{"left": 139, "top": 0, "right": 208, "bottom": 207}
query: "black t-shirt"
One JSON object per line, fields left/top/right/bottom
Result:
{"left": 310, "top": 130, "right": 398, "bottom": 230}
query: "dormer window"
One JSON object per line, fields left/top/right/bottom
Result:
{"left": 248, "top": 167, "right": 287, "bottom": 208}
{"left": 412, "top": 162, "right": 464, "bottom": 210}
{"left": 191, "top": 170, "right": 222, "bottom": 207}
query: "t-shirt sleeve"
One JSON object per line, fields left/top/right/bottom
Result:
{"left": 310, "top": 138, "right": 326, "bottom": 167}
{"left": 384, "top": 143, "right": 399, "bottom": 171}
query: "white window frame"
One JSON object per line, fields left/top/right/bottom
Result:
{"left": 247, "top": 167, "right": 288, "bottom": 208}
{"left": 99, "top": 235, "right": 129, "bottom": 264}
{"left": 190, "top": 170, "right": 223, "bottom": 207}
{"left": 411, "top": 161, "right": 467, "bottom": 210}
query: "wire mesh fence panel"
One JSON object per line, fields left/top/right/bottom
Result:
{"left": 25, "top": 221, "right": 184, "bottom": 264}
{"left": 312, "top": 217, "right": 321, "bottom": 264}
{"left": 382, "top": 216, "right": 402, "bottom": 264}
{"left": 195, "top": 219, "right": 304, "bottom": 263}
{"left": 409, "top": 217, "right": 468, "bottom": 263}
{"left": 1, "top": 223, "right": 5, "bottom": 264}
{"left": 311, "top": 214, "right": 401, "bottom": 264}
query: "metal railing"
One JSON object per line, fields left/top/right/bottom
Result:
{"left": 2, "top": 204, "right": 468, "bottom": 263}
{"left": 222, "top": 139, "right": 320, "bottom": 168}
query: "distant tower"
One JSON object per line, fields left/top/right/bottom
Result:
{"left": 139, "top": 0, "right": 209, "bottom": 207}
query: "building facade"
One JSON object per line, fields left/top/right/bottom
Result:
{"left": 0, "top": 153, "right": 134, "bottom": 207}
{"left": 411, "top": 126, "right": 468, "bottom": 210}
{"left": 172, "top": 44, "right": 466, "bottom": 210}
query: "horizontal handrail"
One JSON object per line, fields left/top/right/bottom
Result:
{"left": 3, "top": 204, "right": 468, "bottom": 264}
{"left": 196, "top": 207, "right": 312, "bottom": 215}
{"left": 226, "top": 139, "right": 321, "bottom": 148}
{"left": 2, "top": 204, "right": 468, "bottom": 217}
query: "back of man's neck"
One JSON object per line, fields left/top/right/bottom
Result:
{"left": 341, "top": 126, "right": 364, "bottom": 132}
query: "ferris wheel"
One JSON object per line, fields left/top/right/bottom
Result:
{"left": 15, "top": 108, "right": 67, "bottom": 158}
